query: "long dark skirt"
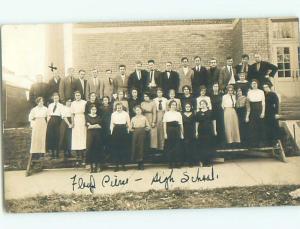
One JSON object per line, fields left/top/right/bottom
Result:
{"left": 197, "top": 128, "right": 215, "bottom": 165}
{"left": 165, "top": 121, "right": 181, "bottom": 166}
{"left": 46, "top": 116, "right": 61, "bottom": 151}
{"left": 112, "top": 124, "right": 128, "bottom": 166}
{"left": 236, "top": 107, "right": 248, "bottom": 146}
{"left": 183, "top": 138, "right": 196, "bottom": 164}
{"left": 248, "top": 102, "right": 265, "bottom": 147}
{"left": 265, "top": 115, "right": 280, "bottom": 145}
{"left": 131, "top": 128, "right": 146, "bottom": 162}
{"left": 59, "top": 118, "right": 72, "bottom": 154}
{"left": 86, "top": 129, "right": 103, "bottom": 163}
{"left": 213, "top": 109, "right": 225, "bottom": 146}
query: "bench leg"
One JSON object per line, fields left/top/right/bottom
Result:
{"left": 26, "top": 154, "right": 33, "bottom": 176}
{"left": 277, "top": 140, "right": 287, "bottom": 163}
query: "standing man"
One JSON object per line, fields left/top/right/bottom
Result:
{"left": 160, "top": 61, "right": 180, "bottom": 98}
{"left": 249, "top": 54, "right": 278, "bottom": 88}
{"left": 146, "top": 59, "right": 161, "bottom": 98}
{"left": 113, "top": 64, "right": 129, "bottom": 97}
{"left": 86, "top": 68, "right": 101, "bottom": 100}
{"left": 128, "top": 61, "right": 147, "bottom": 98}
{"left": 47, "top": 69, "right": 61, "bottom": 103}
{"left": 100, "top": 69, "right": 115, "bottom": 99}
{"left": 29, "top": 74, "right": 49, "bottom": 107}
{"left": 219, "top": 56, "right": 237, "bottom": 91}
{"left": 178, "top": 57, "right": 194, "bottom": 95}
{"left": 207, "top": 57, "right": 221, "bottom": 92}
{"left": 59, "top": 67, "right": 78, "bottom": 103}
{"left": 77, "top": 69, "right": 87, "bottom": 100}
{"left": 192, "top": 56, "right": 208, "bottom": 96}
{"left": 235, "top": 54, "right": 250, "bottom": 81}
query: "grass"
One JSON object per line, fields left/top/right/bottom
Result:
{"left": 5, "top": 185, "right": 300, "bottom": 213}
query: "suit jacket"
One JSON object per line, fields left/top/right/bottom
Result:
{"left": 178, "top": 67, "right": 194, "bottom": 93}
{"left": 59, "top": 76, "right": 79, "bottom": 103}
{"left": 219, "top": 66, "right": 238, "bottom": 91}
{"left": 113, "top": 75, "right": 129, "bottom": 95}
{"left": 128, "top": 70, "right": 148, "bottom": 95}
{"left": 47, "top": 78, "right": 61, "bottom": 102}
{"left": 235, "top": 63, "right": 250, "bottom": 81}
{"left": 86, "top": 77, "right": 101, "bottom": 100}
{"left": 191, "top": 66, "right": 208, "bottom": 95}
{"left": 248, "top": 61, "right": 278, "bottom": 86}
{"left": 100, "top": 77, "right": 114, "bottom": 98}
{"left": 160, "top": 70, "right": 180, "bottom": 97}
{"left": 207, "top": 67, "right": 220, "bottom": 91}
{"left": 76, "top": 79, "right": 87, "bottom": 100}
{"left": 29, "top": 82, "right": 49, "bottom": 107}
{"left": 145, "top": 70, "right": 162, "bottom": 89}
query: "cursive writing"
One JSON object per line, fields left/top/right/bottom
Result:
{"left": 101, "top": 175, "right": 129, "bottom": 188}
{"left": 151, "top": 169, "right": 175, "bottom": 190}
{"left": 70, "top": 174, "right": 96, "bottom": 193}
{"left": 180, "top": 166, "right": 219, "bottom": 183}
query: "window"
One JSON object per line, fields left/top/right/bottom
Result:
{"left": 277, "top": 47, "right": 291, "bottom": 77}
{"left": 272, "top": 22, "right": 294, "bottom": 39}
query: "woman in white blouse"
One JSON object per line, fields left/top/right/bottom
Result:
{"left": 245, "top": 79, "right": 266, "bottom": 147}
{"left": 163, "top": 100, "right": 184, "bottom": 168}
{"left": 28, "top": 97, "right": 48, "bottom": 156}
{"left": 110, "top": 102, "right": 131, "bottom": 171}
{"left": 221, "top": 85, "right": 241, "bottom": 145}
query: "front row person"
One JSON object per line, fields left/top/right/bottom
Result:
{"left": 130, "top": 106, "right": 150, "bottom": 170}
{"left": 163, "top": 100, "right": 184, "bottom": 169}
{"left": 86, "top": 105, "right": 103, "bottom": 173}
{"left": 59, "top": 99, "right": 73, "bottom": 158}
{"left": 110, "top": 102, "right": 131, "bottom": 171}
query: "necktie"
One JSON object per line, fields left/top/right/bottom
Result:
{"left": 151, "top": 71, "right": 153, "bottom": 82}
{"left": 93, "top": 78, "right": 97, "bottom": 86}
{"left": 53, "top": 103, "right": 57, "bottom": 113}
{"left": 230, "top": 95, "right": 235, "bottom": 107}
{"left": 158, "top": 100, "right": 162, "bottom": 110}
{"left": 70, "top": 76, "right": 73, "bottom": 84}
{"left": 229, "top": 66, "right": 233, "bottom": 76}
{"left": 137, "top": 71, "right": 140, "bottom": 80}
{"left": 256, "top": 63, "right": 260, "bottom": 71}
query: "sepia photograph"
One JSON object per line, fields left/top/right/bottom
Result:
{"left": 2, "top": 17, "right": 300, "bottom": 213}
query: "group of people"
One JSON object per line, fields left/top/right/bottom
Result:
{"left": 28, "top": 53, "right": 281, "bottom": 172}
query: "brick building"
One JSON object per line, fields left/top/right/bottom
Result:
{"left": 46, "top": 17, "right": 300, "bottom": 98}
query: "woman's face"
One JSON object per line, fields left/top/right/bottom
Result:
{"left": 185, "top": 104, "right": 191, "bottom": 112}
{"left": 132, "top": 90, "right": 138, "bottom": 98}
{"left": 213, "top": 84, "right": 219, "bottom": 92}
{"left": 75, "top": 93, "right": 81, "bottom": 101}
{"left": 90, "top": 93, "right": 96, "bottom": 102}
{"left": 200, "top": 89, "right": 206, "bottom": 96}
{"left": 103, "top": 98, "right": 109, "bottom": 105}
{"left": 144, "top": 94, "right": 150, "bottom": 102}
{"left": 200, "top": 101, "right": 207, "bottom": 110}
{"left": 169, "top": 91, "right": 175, "bottom": 99}
{"left": 237, "top": 89, "right": 243, "bottom": 97}
{"left": 118, "top": 92, "right": 124, "bottom": 100}
{"left": 228, "top": 88, "right": 234, "bottom": 95}
{"left": 53, "top": 95, "right": 59, "bottom": 103}
{"left": 263, "top": 85, "right": 271, "bottom": 93}
{"left": 170, "top": 102, "right": 177, "bottom": 111}
{"left": 157, "top": 90, "right": 163, "bottom": 98}
{"left": 90, "top": 107, "right": 97, "bottom": 115}
{"left": 116, "top": 105, "right": 123, "bottom": 112}
{"left": 183, "top": 87, "right": 190, "bottom": 95}
{"left": 135, "top": 107, "right": 142, "bottom": 115}
{"left": 252, "top": 81, "right": 258, "bottom": 89}
{"left": 38, "top": 99, "right": 44, "bottom": 107}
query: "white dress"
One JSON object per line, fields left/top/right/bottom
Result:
{"left": 29, "top": 106, "right": 48, "bottom": 154}
{"left": 71, "top": 100, "right": 87, "bottom": 150}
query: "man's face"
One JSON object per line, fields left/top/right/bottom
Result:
{"left": 120, "top": 67, "right": 126, "bottom": 75}
{"left": 148, "top": 62, "right": 155, "bottom": 71}
{"left": 79, "top": 71, "right": 85, "bottom": 79}
{"left": 242, "top": 57, "right": 249, "bottom": 64}
{"left": 106, "top": 70, "right": 112, "bottom": 77}
{"left": 136, "top": 63, "right": 142, "bottom": 71}
{"left": 166, "top": 63, "right": 172, "bottom": 71}
{"left": 194, "top": 57, "right": 201, "bottom": 66}
{"left": 92, "top": 70, "right": 98, "bottom": 78}
{"left": 68, "top": 68, "right": 75, "bottom": 76}
{"left": 182, "top": 59, "right": 189, "bottom": 68}
{"left": 210, "top": 60, "right": 217, "bottom": 68}
{"left": 254, "top": 55, "right": 261, "bottom": 63}
{"left": 226, "top": 59, "right": 233, "bottom": 66}
{"left": 132, "top": 90, "right": 138, "bottom": 98}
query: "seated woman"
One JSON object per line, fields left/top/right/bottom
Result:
{"left": 113, "top": 90, "right": 129, "bottom": 112}
{"left": 195, "top": 100, "right": 215, "bottom": 166}
{"left": 163, "top": 100, "right": 184, "bottom": 168}
{"left": 166, "top": 89, "right": 182, "bottom": 111}
{"left": 222, "top": 85, "right": 241, "bottom": 146}
{"left": 196, "top": 85, "right": 212, "bottom": 111}
{"left": 245, "top": 79, "right": 266, "bottom": 147}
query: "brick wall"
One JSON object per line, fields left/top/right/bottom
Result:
{"left": 72, "top": 22, "right": 233, "bottom": 78}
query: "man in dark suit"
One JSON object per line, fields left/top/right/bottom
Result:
{"left": 249, "top": 54, "right": 278, "bottom": 88}
{"left": 47, "top": 70, "right": 61, "bottom": 103}
{"left": 192, "top": 56, "right": 208, "bottom": 96}
{"left": 235, "top": 54, "right": 250, "bottom": 80}
{"left": 76, "top": 69, "right": 87, "bottom": 99}
{"left": 59, "top": 67, "right": 78, "bottom": 103}
{"left": 146, "top": 59, "right": 161, "bottom": 98}
{"left": 219, "top": 56, "right": 238, "bottom": 91}
{"left": 128, "top": 61, "right": 148, "bottom": 98}
{"left": 29, "top": 74, "right": 49, "bottom": 107}
{"left": 207, "top": 57, "right": 221, "bottom": 92}
{"left": 161, "top": 61, "right": 179, "bottom": 98}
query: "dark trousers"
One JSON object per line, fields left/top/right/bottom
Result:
{"left": 46, "top": 116, "right": 61, "bottom": 155}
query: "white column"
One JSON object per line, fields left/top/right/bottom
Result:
{"left": 63, "top": 24, "right": 73, "bottom": 72}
